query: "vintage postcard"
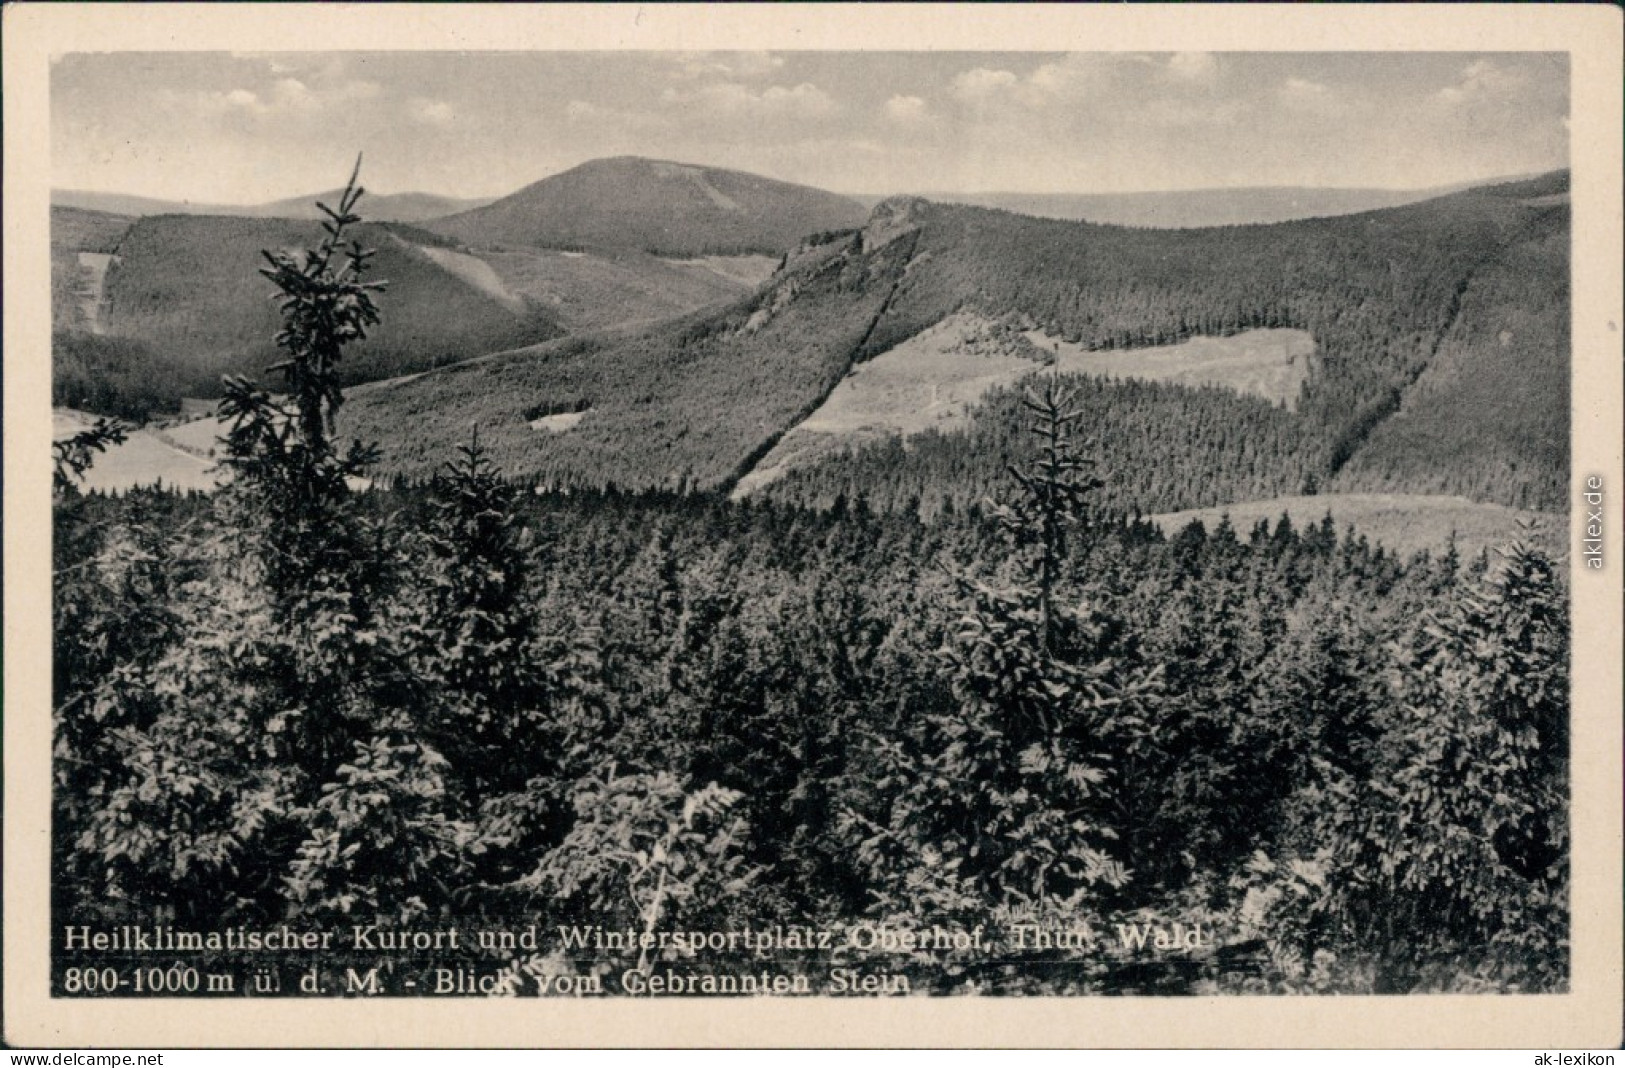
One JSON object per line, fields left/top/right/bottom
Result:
{"left": 5, "top": 2, "right": 1621, "bottom": 1049}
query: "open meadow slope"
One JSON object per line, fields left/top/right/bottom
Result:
{"left": 52, "top": 409, "right": 220, "bottom": 494}
{"left": 734, "top": 319, "right": 1316, "bottom": 497}
{"left": 1150, "top": 493, "right": 1564, "bottom": 565}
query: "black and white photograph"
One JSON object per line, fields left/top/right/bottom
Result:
{"left": 7, "top": 2, "right": 1622, "bottom": 1051}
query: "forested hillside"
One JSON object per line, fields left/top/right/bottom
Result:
{"left": 344, "top": 232, "right": 906, "bottom": 490}
{"left": 51, "top": 164, "right": 804, "bottom": 418}
{"left": 766, "top": 373, "right": 1318, "bottom": 517}
{"left": 51, "top": 207, "right": 196, "bottom": 421}
{"left": 98, "top": 215, "right": 564, "bottom": 397}
{"left": 1333, "top": 200, "right": 1570, "bottom": 507}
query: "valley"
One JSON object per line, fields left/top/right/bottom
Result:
{"left": 48, "top": 157, "right": 835, "bottom": 418}
{"left": 341, "top": 171, "right": 1570, "bottom": 522}
{"left": 52, "top": 161, "right": 1572, "bottom": 559}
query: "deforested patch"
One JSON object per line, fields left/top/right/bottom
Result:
{"left": 733, "top": 313, "right": 1043, "bottom": 495}
{"left": 1030, "top": 327, "right": 1317, "bottom": 411}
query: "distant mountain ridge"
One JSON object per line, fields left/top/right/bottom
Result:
{"left": 848, "top": 174, "right": 1548, "bottom": 229}
{"left": 59, "top": 167, "right": 1551, "bottom": 233}
{"left": 53, "top": 188, "right": 495, "bottom": 223}
{"left": 423, "top": 156, "right": 869, "bottom": 257}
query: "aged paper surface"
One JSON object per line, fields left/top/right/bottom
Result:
{"left": 6, "top": 2, "right": 1622, "bottom": 1048}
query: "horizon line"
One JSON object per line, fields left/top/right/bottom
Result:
{"left": 52, "top": 159, "right": 1567, "bottom": 212}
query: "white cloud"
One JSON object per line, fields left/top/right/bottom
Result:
{"left": 884, "top": 95, "right": 929, "bottom": 123}
{"left": 951, "top": 67, "right": 1020, "bottom": 104}
{"left": 407, "top": 97, "right": 456, "bottom": 127}
{"left": 565, "top": 100, "right": 602, "bottom": 123}
{"left": 672, "top": 51, "right": 786, "bottom": 81}
{"left": 188, "top": 74, "right": 380, "bottom": 120}
{"left": 271, "top": 78, "right": 319, "bottom": 111}
{"left": 951, "top": 53, "right": 1217, "bottom": 115}
{"left": 1436, "top": 59, "right": 1528, "bottom": 107}
{"left": 1166, "top": 52, "right": 1218, "bottom": 81}
{"left": 181, "top": 86, "right": 269, "bottom": 117}
{"left": 1279, "top": 76, "right": 1343, "bottom": 116}
{"left": 1141, "top": 97, "right": 1245, "bottom": 128}
{"left": 662, "top": 80, "right": 838, "bottom": 121}
{"left": 563, "top": 99, "right": 666, "bottom": 135}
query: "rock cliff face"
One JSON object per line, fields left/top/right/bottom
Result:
{"left": 862, "top": 196, "right": 928, "bottom": 254}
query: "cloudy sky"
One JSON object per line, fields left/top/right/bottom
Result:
{"left": 52, "top": 51, "right": 1569, "bottom": 203}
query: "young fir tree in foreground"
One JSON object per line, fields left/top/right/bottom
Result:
{"left": 851, "top": 382, "right": 1160, "bottom": 935}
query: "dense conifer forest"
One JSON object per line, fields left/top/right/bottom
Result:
{"left": 52, "top": 173, "right": 1569, "bottom": 997}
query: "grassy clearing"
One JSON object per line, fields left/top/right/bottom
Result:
{"left": 52, "top": 207, "right": 134, "bottom": 333}
{"left": 529, "top": 411, "right": 585, "bottom": 433}
{"left": 72, "top": 253, "right": 115, "bottom": 335}
{"left": 54, "top": 409, "right": 221, "bottom": 493}
{"left": 738, "top": 319, "right": 1316, "bottom": 496}
{"left": 1150, "top": 492, "right": 1564, "bottom": 563}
